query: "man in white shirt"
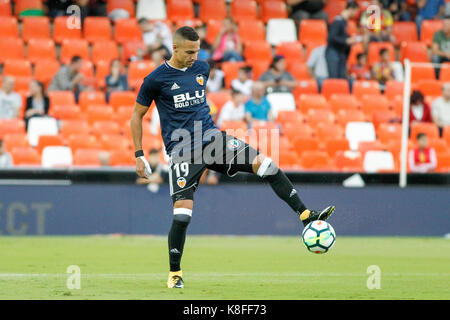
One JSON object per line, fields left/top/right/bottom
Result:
{"left": 138, "top": 18, "right": 173, "bottom": 59}
{"left": 231, "top": 65, "right": 253, "bottom": 96}
{"left": 216, "top": 89, "right": 246, "bottom": 128}
{"left": 0, "top": 139, "right": 13, "bottom": 168}
{"left": 431, "top": 82, "right": 450, "bottom": 133}
{"left": 0, "top": 76, "right": 22, "bottom": 119}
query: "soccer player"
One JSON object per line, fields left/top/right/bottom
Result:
{"left": 131, "top": 27, "right": 335, "bottom": 289}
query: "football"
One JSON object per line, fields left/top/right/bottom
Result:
{"left": 302, "top": 221, "right": 336, "bottom": 254}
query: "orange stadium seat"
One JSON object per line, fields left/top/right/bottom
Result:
{"left": 53, "top": 16, "right": 82, "bottom": 43}
{"left": 392, "top": 22, "right": 418, "bottom": 45}
{"left": 324, "top": 0, "right": 346, "bottom": 23}
{"left": 128, "top": 61, "right": 156, "bottom": 88}
{"left": 60, "top": 39, "right": 90, "bottom": 65}
{"left": 36, "top": 135, "right": 65, "bottom": 154}
{"left": 277, "top": 110, "right": 304, "bottom": 127}
{"left": 410, "top": 122, "right": 440, "bottom": 139}
{"left": 121, "top": 40, "right": 145, "bottom": 64}
{"left": 347, "top": 42, "right": 364, "bottom": 67}
{"left": 0, "top": 38, "right": 24, "bottom": 62}
{"left": 116, "top": 105, "right": 133, "bottom": 126}
{"left": 21, "top": 16, "right": 50, "bottom": 41}
{"left": 11, "top": 147, "right": 40, "bottom": 165}
{"left": 436, "top": 152, "right": 450, "bottom": 172}
{"left": 248, "top": 60, "right": 270, "bottom": 80}
{"left": 221, "top": 61, "right": 247, "bottom": 89}
{"left": 299, "top": 19, "right": 327, "bottom": 45}
{"left": 279, "top": 149, "right": 300, "bottom": 169}
{"left": 287, "top": 63, "right": 309, "bottom": 81}
{"left": 275, "top": 42, "right": 304, "bottom": 66}
{"left": 443, "top": 126, "right": 450, "bottom": 145}
{"left": 205, "top": 19, "right": 223, "bottom": 44}
{"left": 27, "top": 38, "right": 56, "bottom": 63}
{"left": 283, "top": 122, "right": 314, "bottom": 140}
{"left": 33, "top": 59, "right": 60, "bottom": 86}
{"left": 68, "top": 134, "right": 100, "bottom": 152}
{"left": 107, "top": 0, "right": 135, "bottom": 18}
{"left": 260, "top": 0, "right": 288, "bottom": 23}
{"left": 384, "top": 81, "right": 404, "bottom": 100}
{"left": 416, "top": 79, "right": 443, "bottom": 96}
{"left": 334, "top": 150, "right": 364, "bottom": 172}
{"left": 114, "top": 18, "right": 142, "bottom": 44}
{"left": 3, "top": 59, "right": 32, "bottom": 77}
{"left": 411, "top": 64, "right": 435, "bottom": 83}
{"left": 100, "top": 134, "right": 130, "bottom": 151}
{"left": 173, "top": 19, "right": 204, "bottom": 30}
{"left": 220, "top": 120, "right": 247, "bottom": 132}
{"left": 199, "top": 0, "right": 227, "bottom": 21}
{"left": 60, "top": 120, "right": 90, "bottom": 139}
{"left": 110, "top": 91, "right": 136, "bottom": 111}
{"left": 428, "top": 138, "right": 449, "bottom": 154}
{"left": 421, "top": 20, "right": 443, "bottom": 46}
{"left": 231, "top": 0, "right": 258, "bottom": 22}
{"left": 367, "top": 42, "right": 395, "bottom": 66}
{"left": 244, "top": 40, "right": 272, "bottom": 64}
{"left": 2, "top": 133, "right": 29, "bottom": 151}
{"left": 92, "top": 121, "right": 121, "bottom": 138}
{"left": 372, "top": 110, "right": 397, "bottom": 128}
{"left": 352, "top": 80, "right": 380, "bottom": 100}
{"left": 300, "top": 151, "right": 334, "bottom": 170}
{"left": 0, "top": 119, "right": 25, "bottom": 136}
{"left": 324, "top": 138, "right": 349, "bottom": 156}
{"left": 293, "top": 80, "right": 319, "bottom": 95}
{"left": 86, "top": 105, "right": 115, "bottom": 124}
{"left": 0, "top": 0, "right": 11, "bottom": 16}
{"left": 328, "top": 94, "right": 359, "bottom": 113}
{"left": 14, "top": 0, "right": 42, "bottom": 16}
{"left": 292, "top": 137, "right": 320, "bottom": 156}
{"left": 167, "top": 0, "right": 194, "bottom": 21}
{"left": 79, "top": 91, "right": 106, "bottom": 112}
{"left": 48, "top": 91, "right": 75, "bottom": 108}
{"left": 208, "top": 91, "right": 231, "bottom": 110}
{"left": 316, "top": 123, "right": 345, "bottom": 140}
{"left": 84, "top": 17, "right": 111, "bottom": 42}
{"left": 13, "top": 76, "right": 31, "bottom": 91}
{"left": 336, "top": 109, "right": 366, "bottom": 126}
{"left": 91, "top": 40, "right": 119, "bottom": 64}
{"left": 298, "top": 94, "right": 329, "bottom": 112}
{"left": 306, "top": 109, "right": 335, "bottom": 126}
{"left": 238, "top": 20, "right": 266, "bottom": 42}
{"left": 440, "top": 63, "right": 450, "bottom": 81}
{"left": 0, "top": 16, "right": 17, "bottom": 37}
{"left": 321, "top": 79, "right": 350, "bottom": 99}
{"left": 73, "top": 149, "right": 102, "bottom": 167}
{"left": 110, "top": 149, "right": 134, "bottom": 166}
{"left": 377, "top": 123, "right": 402, "bottom": 144}
{"left": 391, "top": 95, "right": 404, "bottom": 117}
{"left": 49, "top": 104, "right": 82, "bottom": 120}
{"left": 360, "top": 94, "right": 390, "bottom": 116}
{"left": 400, "top": 42, "right": 429, "bottom": 63}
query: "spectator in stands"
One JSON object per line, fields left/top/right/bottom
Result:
{"left": 46, "top": 0, "right": 71, "bottom": 18}
{"left": 48, "top": 56, "right": 86, "bottom": 101}
{"left": 136, "top": 148, "right": 168, "bottom": 190}
{"left": 216, "top": 89, "right": 246, "bottom": 128}
{"left": 371, "top": 48, "right": 395, "bottom": 91}
{"left": 259, "top": 55, "right": 297, "bottom": 94}
{"left": 431, "top": 16, "right": 450, "bottom": 78}
{"left": 105, "top": 59, "right": 129, "bottom": 102}
{"left": 408, "top": 133, "right": 437, "bottom": 173}
{"left": 287, "top": 0, "right": 328, "bottom": 25}
{"left": 416, "top": 0, "right": 446, "bottom": 36}
{"left": 307, "top": 44, "right": 329, "bottom": 91}
{"left": 231, "top": 66, "right": 253, "bottom": 96}
{"left": 245, "top": 82, "right": 274, "bottom": 124}
{"left": 151, "top": 50, "right": 164, "bottom": 66}
{"left": 382, "top": 0, "right": 411, "bottom": 21}
{"left": 138, "top": 18, "right": 173, "bottom": 60}
{"left": 195, "top": 25, "right": 213, "bottom": 61}
{"left": 0, "top": 76, "right": 22, "bottom": 120}
{"left": 206, "top": 60, "right": 225, "bottom": 93}
{"left": 409, "top": 90, "right": 433, "bottom": 125}
{"left": 349, "top": 53, "right": 371, "bottom": 80}
{"left": 431, "top": 82, "right": 450, "bottom": 134}
{"left": 360, "top": 0, "right": 395, "bottom": 44}
{"left": 212, "top": 17, "right": 243, "bottom": 62}
{"left": 0, "top": 139, "right": 13, "bottom": 168}
{"left": 326, "top": 1, "right": 362, "bottom": 79}
{"left": 24, "top": 80, "right": 50, "bottom": 129}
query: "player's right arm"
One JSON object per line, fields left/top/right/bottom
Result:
{"left": 131, "top": 102, "right": 150, "bottom": 178}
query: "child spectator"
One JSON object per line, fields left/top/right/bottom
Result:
{"left": 231, "top": 66, "right": 253, "bottom": 96}
{"left": 408, "top": 133, "right": 437, "bottom": 173}
{"left": 24, "top": 80, "right": 50, "bottom": 129}
{"left": 216, "top": 89, "right": 246, "bottom": 128}
{"left": 349, "top": 53, "right": 371, "bottom": 80}
{"left": 206, "top": 60, "right": 225, "bottom": 93}
{"left": 409, "top": 90, "right": 432, "bottom": 125}
{"left": 371, "top": 48, "right": 395, "bottom": 91}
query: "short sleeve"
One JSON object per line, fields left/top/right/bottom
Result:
{"left": 136, "top": 76, "right": 158, "bottom": 107}
{"left": 204, "top": 61, "right": 211, "bottom": 81}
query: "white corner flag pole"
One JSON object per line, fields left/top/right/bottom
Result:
{"left": 399, "top": 59, "right": 411, "bottom": 188}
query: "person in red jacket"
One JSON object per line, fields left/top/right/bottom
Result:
{"left": 409, "top": 90, "right": 433, "bottom": 125}
{"left": 408, "top": 133, "right": 437, "bottom": 173}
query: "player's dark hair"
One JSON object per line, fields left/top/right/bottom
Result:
{"left": 33, "top": 80, "right": 45, "bottom": 97}
{"left": 416, "top": 132, "right": 427, "bottom": 140}
{"left": 410, "top": 90, "right": 424, "bottom": 105}
{"left": 71, "top": 55, "right": 82, "bottom": 64}
{"left": 174, "top": 26, "right": 200, "bottom": 42}
{"left": 346, "top": 1, "right": 359, "bottom": 9}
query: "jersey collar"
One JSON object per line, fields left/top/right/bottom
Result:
{"left": 165, "top": 61, "right": 188, "bottom": 72}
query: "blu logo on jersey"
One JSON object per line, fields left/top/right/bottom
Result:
{"left": 173, "top": 90, "right": 205, "bottom": 108}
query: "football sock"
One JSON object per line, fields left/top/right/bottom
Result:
{"left": 168, "top": 209, "right": 191, "bottom": 272}
{"left": 257, "top": 158, "right": 307, "bottom": 216}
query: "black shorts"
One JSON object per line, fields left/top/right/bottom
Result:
{"left": 168, "top": 131, "right": 259, "bottom": 203}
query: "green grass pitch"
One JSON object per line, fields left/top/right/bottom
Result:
{"left": 0, "top": 236, "right": 448, "bottom": 300}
